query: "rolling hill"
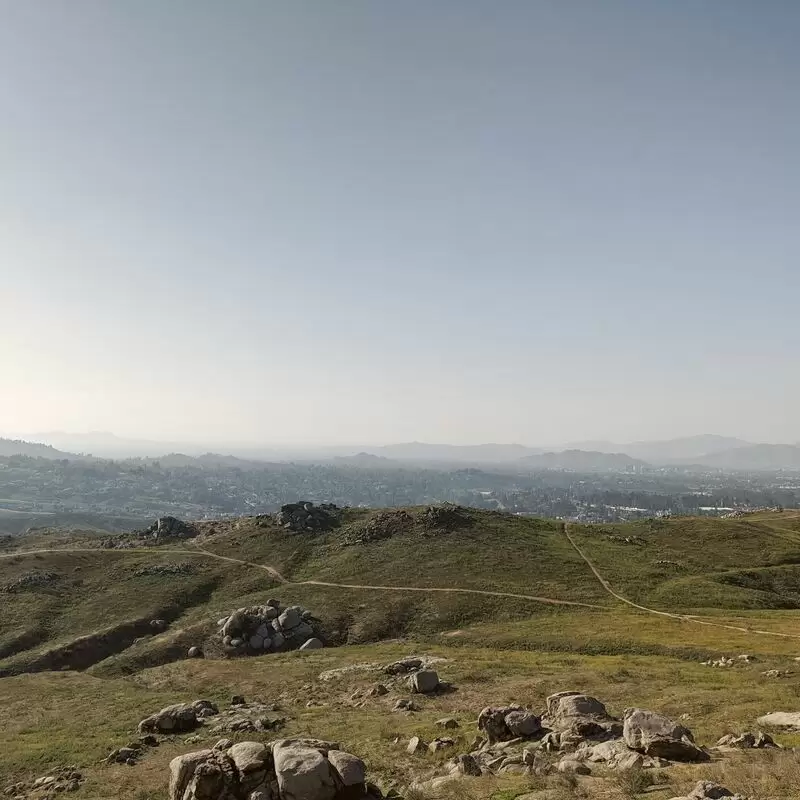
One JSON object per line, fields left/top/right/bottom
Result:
{"left": 0, "top": 437, "right": 80, "bottom": 460}
{"left": 5, "top": 507, "right": 800, "bottom": 798}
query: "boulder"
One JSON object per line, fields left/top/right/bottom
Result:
{"left": 138, "top": 701, "right": 219, "bottom": 735}
{"left": 557, "top": 757, "right": 591, "bottom": 775}
{"left": 169, "top": 750, "right": 238, "bottom": 800}
{"left": 545, "top": 692, "right": 618, "bottom": 737}
{"left": 451, "top": 754, "right": 482, "bottom": 776}
{"left": 504, "top": 709, "right": 541, "bottom": 738}
{"left": 299, "top": 638, "right": 324, "bottom": 651}
{"left": 436, "top": 717, "right": 460, "bottom": 729}
{"left": 273, "top": 741, "right": 337, "bottom": 800}
{"left": 278, "top": 608, "right": 302, "bottom": 631}
{"left": 407, "top": 736, "right": 426, "bottom": 754}
{"left": 327, "top": 750, "right": 366, "bottom": 787}
{"left": 756, "top": 711, "right": 800, "bottom": 730}
{"left": 410, "top": 670, "right": 439, "bottom": 693}
{"left": 623, "top": 708, "right": 709, "bottom": 762}
{"left": 187, "top": 646, "right": 204, "bottom": 659}
{"left": 478, "top": 705, "right": 540, "bottom": 743}
{"left": 228, "top": 741, "right": 271, "bottom": 775}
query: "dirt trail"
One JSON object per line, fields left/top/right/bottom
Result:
{"left": 563, "top": 523, "right": 800, "bottom": 641}
{"left": 0, "top": 545, "right": 601, "bottom": 609}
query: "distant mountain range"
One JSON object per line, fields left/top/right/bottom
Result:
{"left": 565, "top": 434, "right": 752, "bottom": 463}
{"left": 5, "top": 432, "right": 800, "bottom": 472}
{"left": 369, "top": 442, "right": 543, "bottom": 462}
{"left": 519, "top": 449, "right": 647, "bottom": 472}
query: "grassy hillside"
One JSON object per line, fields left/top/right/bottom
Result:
{"left": 568, "top": 513, "right": 800, "bottom": 611}
{"left": 6, "top": 508, "right": 800, "bottom": 798}
{"left": 6, "top": 508, "right": 800, "bottom": 677}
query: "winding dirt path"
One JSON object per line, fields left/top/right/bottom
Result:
{"left": 563, "top": 523, "right": 800, "bottom": 641}
{"left": 0, "top": 544, "right": 601, "bottom": 609}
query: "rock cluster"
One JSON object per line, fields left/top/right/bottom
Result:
{"left": 138, "top": 700, "right": 219, "bottom": 735}
{"left": 0, "top": 570, "right": 60, "bottom": 593}
{"left": 134, "top": 562, "right": 196, "bottom": 577}
{"left": 217, "top": 600, "right": 321, "bottom": 655}
{"left": 668, "top": 781, "right": 748, "bottom": 800}
{"left": 104, "top": 517, "right": 198, "bottom": 548}
{"left": 145, "top": 516, "right": 198, "bottom": 540}
{"left": 275, "top": 502, "right": 341, "bottom": 533}
{"left": 206, "top": 700, "right": 286, "bottom": 734}
{"left": 478, "top": 705, "right": 541, "bottom": 743}
{"left": 3, "top": 768, "right": 83, "bottom": 798}
{"left": 715, "top": 731, "right": 777, "bottom": 750}
{"left": 426, "top": 691, "right": 714, "bottom": 785}
{"left": 421, "top": 504, "right": 471, "bottom": 530}
{"left": 169, "top": 738, "right": 384, "bottom": 800}
{"left": 341, "top": 511, "right": 414, "bottom": 546}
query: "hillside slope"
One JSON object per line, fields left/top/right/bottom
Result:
{"left": 4, "top": 507, "right": 800, "bottom": 679}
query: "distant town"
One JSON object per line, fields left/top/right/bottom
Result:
{"left": 2, "top": 436, "right": 799, "bottom": 534}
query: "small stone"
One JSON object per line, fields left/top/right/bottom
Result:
{"left": 187, "top": 646, "right": 203, "bottom": 658}
{"left": 436, "top": 717, "right": 460, "bottom": 729}
{"left": 428, "top": 737, "right": 455, "bottom": 753}
{"left": 213, "top": 738, "right": 234, "bottom": 751}
{"left": 407, "top": 736, "right": 426, "bottom": 754}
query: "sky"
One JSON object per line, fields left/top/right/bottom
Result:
{"left": 1, "top": 1, "right": 799, "bottom": 447}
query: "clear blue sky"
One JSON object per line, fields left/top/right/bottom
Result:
{"left": 1, "top": 1, "right": 798, "bottom": 446}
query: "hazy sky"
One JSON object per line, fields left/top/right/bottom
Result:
{"left": 2, "top": 1, "right": 799, "bottom": 446}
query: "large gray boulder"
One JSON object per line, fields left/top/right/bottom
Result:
{"left": 545, "top": 691, "right": 619, "bottom": 737}
{"left": 504, "top": 709, "right": 542, "bottom": 738}
{"left": 169, "top": 750, "right": 238, "bottom": 800}
{"left": 410, "top": 670, "right": 439, "bottom": 693}
{"left": 327, "top": 749, "right": 366, "bottom": 787}
{"left": 478, "top": 705, "right": 541, "bottom": 743}
{"left": 273, "top": 741, "right": 337, "bottom": 800}
{"left": 756, "top": 711, "right": 800, "bottom": 730}
{"left": 623, "top": 708, "right": 709, "bottom": 762}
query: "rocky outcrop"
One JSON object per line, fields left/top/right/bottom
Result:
{"left": 147, "top": 517, "right": 198, "bottom": 540}
{"left": 217, "top": 600, "right": 321, "bottom": 656}
{"left": 207, "top": 700, "right": 286, "bottom": 734}
{"left": 623, "top": 708, "right": 709, "bottom": 762}
{"left": 138, "top": 700, "right": 219, "bottom": 735}
{"left": 715, "top": 731, "right": 776, "bottom": 750}
{"left": 341, "top": 511, "right": 414, "bottom": 545}
{"left": 104, "top": 516, "right": 198, "bottom": 549}
{"left": 478, "top": 705, "right": 542, "bottom": 743}
{"left": 275, "top": 502, "right": 341, "bottom": 533}
{"left": 169, "top": 739, "right": 382, "bottom": 800}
